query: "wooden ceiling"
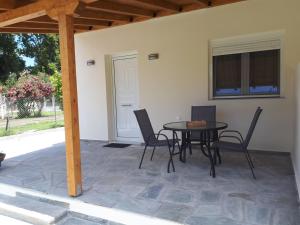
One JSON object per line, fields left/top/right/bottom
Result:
{"left": 0, "top": 0, "right": 245, "bottom": 34}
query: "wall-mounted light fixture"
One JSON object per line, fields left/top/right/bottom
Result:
{"left": 148, "top": 53, "right": 159, "bottom": 60}
{"left": 87, "top": 59, "right": 95, "bottom": 66}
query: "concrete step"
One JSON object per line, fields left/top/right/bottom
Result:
{"left": 0, "top": 193, "right": 67, "bottom": 225}
{"left": 0, "top": 215, "right": 33, "bottom": 225}
{"left": 56, "top": 212, "right": 123, "bottom": 225}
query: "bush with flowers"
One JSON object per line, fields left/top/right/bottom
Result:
{"left": 6, "top": 73, "right": 53, "bottom": 118}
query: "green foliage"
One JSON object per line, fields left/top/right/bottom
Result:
{"left": 49, "top": 63, "right": 63, "bottom": 110}
{"left": 18, "top": 34, "right": 60, "bottom": 75}
{"left": 0, "top": 34, "right": 25, "bottom": 82}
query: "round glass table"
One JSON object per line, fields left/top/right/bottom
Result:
{"left": 163, "top": 121, "right": 228, "bottom": 177}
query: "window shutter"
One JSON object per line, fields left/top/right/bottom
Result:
{"left": 249, "top": 49, "right": 280, "bottom": 87}
{"left": 213, "top": 54, "right": 241, "bottom": 89}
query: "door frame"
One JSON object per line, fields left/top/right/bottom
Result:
{"left": 110, "top": 51, "right": 141, "bottom": 143}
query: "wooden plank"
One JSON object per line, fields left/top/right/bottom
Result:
{"left": 8, "top": 21, "right": 58, "bottom": 29}
{"left": 87, "top": 0, "right": 154, "bottom": 17}
{"left": 0, "top": 0, "right": 50, "bottom": 27}
{"left": 189, "top": 0, "right": 210, "bottom": 7}
{"left": 7, "top": 21, "right": 90, "bottom": 31}
{"left": 74, "top": 18, "right": 110, "bottom": 27}
{"left": 0, "top": 27, "right": 58, "bottom": 33}
{"left": 133, "top": 0, "right": 181, "bottom": 12}
{"left": 0, "top": 0, "right": 15, "bottom": 10}
{"left": 0, "top": 0, "right": 80, "bottom": 27}
{"left": 29, "top": 16, "right": 111, "bottom": 27}
{"left": 58, "top": 13, "right": 82, "bottom": 197}
{"left": 77, "top": 8, "right": 132, "bottom": 22}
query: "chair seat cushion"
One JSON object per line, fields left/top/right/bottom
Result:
{"left": 212, "top": 141, "right": 243, "bottom": 151}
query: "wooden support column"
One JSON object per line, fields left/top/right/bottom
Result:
{"left": 58, "top": 13, "right": 82, "bottom": 197}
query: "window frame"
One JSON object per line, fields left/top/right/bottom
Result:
{"left": 209, "top": 31, "right": 284, "bottom": 100}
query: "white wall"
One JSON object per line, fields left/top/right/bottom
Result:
{"left": 294, "top": 64, "right": 300, "bottom": 198}
{"left": 75, "top": 0, "right": 300, "bottom": 153}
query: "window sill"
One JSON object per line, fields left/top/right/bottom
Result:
{"left": 210, "top": 95, "right": 283, "bottom": 100}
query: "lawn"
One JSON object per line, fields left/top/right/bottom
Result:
{"left": 0, "top": 120, "right": 64, "bottom": 137}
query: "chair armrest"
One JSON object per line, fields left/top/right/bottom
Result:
{"left": 157, "top": 129, "right": 179, "bottom": 140}
{"left": 146, "top": 133, "right": 170, "bottom": 146}
{"left": 219, "top": 130, "right": 244, "bottom": 142}
{"left": 218, "top": 135, "right": 243, "bottom": 144}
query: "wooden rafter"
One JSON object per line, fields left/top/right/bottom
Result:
{"left": 0, "top": 0, "right": 246, "bottom": 33}
{"left": 0, "top": 0, "right": 15, "bottom": 10}
{"left": 87, "top": 0, "right": 155, "bottom": 17}
{"left": 0, "top": 0, "right": 80, "bottom": 27}
{"left": 29, "top": 16, "right": 111, "bottom": 27}
{"left": 0, "top": 27, "right": 58, "bottom": 33}
{"left": 6, "top": 21, "right": 90, "bottom": 31}
{"left": 190, "top": 0, "right": 211, "bottom": 6}
{"left": 132, "top": 0, "right": 181, "bottom": 12}
{"left": 76, "top": 8, "right": 132, "bottom": 22}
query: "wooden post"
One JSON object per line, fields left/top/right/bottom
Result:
{"left": 58, "top": 13, "right": 82, "bottom": 197}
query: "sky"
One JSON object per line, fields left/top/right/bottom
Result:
{"left": 22, "top": 56, "right": 35, "bottom": 67}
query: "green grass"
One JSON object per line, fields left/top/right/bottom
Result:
{"left": 8, "top": 111, "right": 63, "bottom": 119}
{"left": 0, "top": 120, "right": 64, "bottom": 137}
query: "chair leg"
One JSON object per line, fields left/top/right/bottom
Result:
{"left": 189, "top": 142, "right": 192, "bottom": 155}
{"left": 139, "top": 144, "right": 148, "bottom": 169}
{"left": 167, "top": 146, "right": 175, "bottom": 173}
{"left": 213, "top": 148, "right": 217, "bottom": 165}
{"left": 244, "top": 151, "right": 256, "bottom": 179}
{"left": 216, "top": 148, "right": 222, "bottom": 164}
{"left": 150, "top": 146, "right": 156, "bottom": 161}
{"left": 246, "top": 150, "right": 254, "bottom": 168}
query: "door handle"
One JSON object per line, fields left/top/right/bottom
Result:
{"left": 121, "top": 104, "right": 132, "bottom": 107}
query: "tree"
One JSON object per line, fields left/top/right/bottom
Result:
{"left": 6, "top": 73, "right": 53, "bottom": 118}
{"left": 0, "top": 34, "right": 25, "bottom": 82}
{"left": 49, "top": 63, "right": 63, "bottom": 109}
{"left": 18, "top": 34, "right": 60, "bottom": 75}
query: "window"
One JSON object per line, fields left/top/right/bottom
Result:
{"left": 210, "top": 32, "right": 283, "bottom": 99}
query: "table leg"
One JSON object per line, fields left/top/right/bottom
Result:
{"left": 206, "top": 130, "right": 216, "bottom": 178}
{"left": 180, "top": 131, "right": 187, "bottom": 163}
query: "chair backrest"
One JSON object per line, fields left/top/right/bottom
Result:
{"left": 244, "top": 107, "right": 263, "bottom": 148}
{"left": 191, "top": 105, "right": 216, "bottom": 121}
{"left": 134, "top": 109, "right": 156, "bottom": 144}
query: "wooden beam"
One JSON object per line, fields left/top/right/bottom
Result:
{"left": 0, "top": 0, "right": 79, "bottom": 27}
{"left": 133, "top": 0, "right": 181, "bottom": 12}
{"left": 76, "top": 8, "right": 132, "bottom": 22}
{"left": 74, "top": 18, "right": 110, "bottom": 27}
{"left": 0, "top": 0, "right": 49, "bottom": 27}
{"left": 29, "top": 16, "right": 57, "bottom": 24}
{"left": 8, "top": 21, "right": 58, "bottom": 30}
{"left": 58, "top": 13, "right": 82, "bottom": 197}
{"left": 7, "top": 21, "right": 90, "bottom": 31}
{"left": 0, "top": 27, "right": 58, "bottom": 33}
{"left": 190, "top": 0, "right": 211, "bottom": 6}
{"left": 87, "top": 0, "right": 154, "bottom": 17}
{"left": 29, "top": 16, "right": 110, "bottom": 27}
{"left": 0, "top": 0, "right": 15, "bottom": 10}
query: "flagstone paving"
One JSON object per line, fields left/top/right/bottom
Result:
{"left": 0, "top": 139, "right": 299, "bottom": 225}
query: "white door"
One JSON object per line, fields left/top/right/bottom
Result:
{"left": 113, "top": 55, "right": 140, "bottom": 140}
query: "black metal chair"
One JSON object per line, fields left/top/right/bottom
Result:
{"left": 189, "top": 106, "right": 219, "bottom": 160}
{"left": 212, "top": 107, "right": 263, "bottom": 179}
{"left": 134, "top": 109, "right": 180, "bottom": 173}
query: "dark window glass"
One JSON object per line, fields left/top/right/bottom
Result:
{"left": 212, "top": 49, "right": 280, "bottom": 98}
{"left": 213, "top": 53, "right": 242, "bottom": 96}
{"left": 249, "top": 49, "right": 280, "bottom": 95}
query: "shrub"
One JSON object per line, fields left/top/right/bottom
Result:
{"left": 6, "top": 74, "right": 53, "bottom": 118}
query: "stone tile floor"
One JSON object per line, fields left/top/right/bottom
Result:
{"left": 0, "top": 140, "right": 299, "bottom": 225}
